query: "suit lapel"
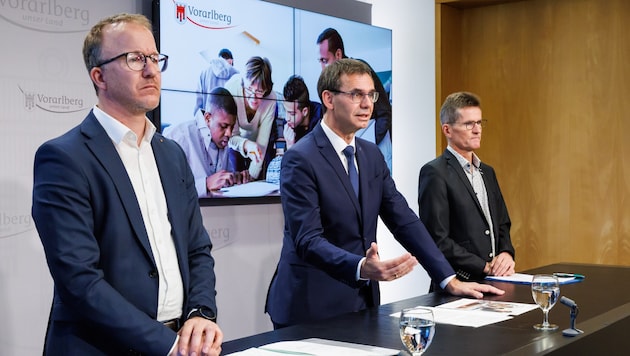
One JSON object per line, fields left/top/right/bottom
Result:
{"left": 81, "top": 113, "right": 155, "bottom": 263}
{"left": 480, "top": 162, "right": 498, "bottom": 230}
{"left": 444, "top": 150, "right": 486, "bottom": 218}
{"left": 151, "top": 134, "right": 187, "bottom": 263}
{"left": 313, "top": 126, "right": 361, "bottom": 216}
{"left": 355, "top": 141, "right": 370, "bottom": 217}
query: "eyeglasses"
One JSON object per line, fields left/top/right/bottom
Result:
{"left": 243, "top": 85, "right": 265, "bottom": 97}
{"left": 451, "top": 119, "right": 487, "bottom": 130}
{"left": 329, "top": 90, "right": 379, "bottom": 103}
{"left": 96, "top": 52, "right": 168, "bottom": 72}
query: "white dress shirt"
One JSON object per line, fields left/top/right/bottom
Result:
{"left": 93, "top": 106, "right": 184, "bottom": 322}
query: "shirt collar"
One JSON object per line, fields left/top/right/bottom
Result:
{"left": 92, "top": 105, "right": 156, "bottom": 146}
{"left": 195, "top": 109, "right": 214, "bottom": 149}
{"left": 447, "top": 145, "right": 481, "bottom": 170}
{"left": 321, "top": 119, "right": 356, "bottom": 154}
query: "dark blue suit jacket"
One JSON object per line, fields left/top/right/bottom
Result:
{"left": 418, "top": 149, "right": 514, "bottom": 281}
{"left": 266, "top": 124, "right": 454, "bottom": 326}
{"left": 32, "top": 112, "right": 217, "bottom": 355}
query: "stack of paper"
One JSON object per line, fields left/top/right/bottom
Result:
{"left": 390, "top": 298, "right": 539, "bottom": 328}
{"left": 225, "top": 338, "right": 400, "bottom": 355}
{"left": 219, "top": 181, "right": 280, "bottom": 197}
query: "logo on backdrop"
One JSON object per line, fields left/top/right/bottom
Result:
{"left": 0, "top": 210, "right": 33, "bottom": 239}
{"left": 207, "top": 227, "right": 233, "bottom": 250}
{"left": 172, "top": 0, "right": 235, "bottom": 29}
{"left": 175, "top": 3, "right": 186, "bottom": 24}
{"left": 0, "top": 180, "right": 34, "bottom": 239}
{"left": 0, "top": 0, "right": 90, "bottom": 32}
{"left": 19, "top": 85, "right": 86, "bottom": 113}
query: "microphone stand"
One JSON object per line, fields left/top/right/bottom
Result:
{"left": 562, "top": 304, "right": 584, "bottom": 337}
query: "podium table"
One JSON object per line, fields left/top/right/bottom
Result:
{"left": 221, "top": 263, "right": 630, "bottom": 355}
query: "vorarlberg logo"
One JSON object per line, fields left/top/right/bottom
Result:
{"left": 0, "top": 211, "right": 33, "bottom": 239}
{"left": 0, "top": 0, "right": 90, "bottom": 33}
{"left": 19, "top": 85, "right": 86, "bottom": 113}
{"left": 175, "top": 2, "right": 186, "bottom": 24}
{"left": 174, "top": 1, "right": 234, "bottom": 29}
{"left": 0, "top": 180, "right": 34, "bottom": 239}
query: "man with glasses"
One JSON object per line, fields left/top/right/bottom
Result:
{"left": 265, "top": 60, "right": 504, "bottom": 329}
{"left": 418, "top": 92, "right": 515, "bottom": 286}
{"left": 32, "top": 13, "right": 222, "bottom": 355}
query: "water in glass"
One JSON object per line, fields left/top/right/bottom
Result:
{"left": 399, "top": 307, "right": 435, "bottom": 355}
{"left": 531, "top": 274, "right": 560, "bottom": 330}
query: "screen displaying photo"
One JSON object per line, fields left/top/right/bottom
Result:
{"left": 155, "top": 0, "right": 392, "bottom": 204}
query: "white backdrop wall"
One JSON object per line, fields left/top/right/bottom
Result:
{"left": 0, "top": 0, "right": 436, "bottom": 352}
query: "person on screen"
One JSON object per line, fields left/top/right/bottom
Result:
{"left": 224, "top": 56, "right": 277, "bottom": 180}
{"left": 265, "top": 59, "right": 504, "bottom": 329}
{"left": 195, "top": 48, "right": 239, "bottom": 115}
{"left": 418, "top": 92, "right": 515, "bottom": 284}
{"left": 164, "top": 87, "right": 251, "bottom": 197}
{"left": 316, "top": 27, "right": 392, "bottom": 171}
{"left": 218, "top": 48, "right": 234, "bottom": 65}
{"left": 281, "top": 75, "right": 322, "bottom": 149}
{"left": 31, "top": 13, "right": 222, "bottom": 356}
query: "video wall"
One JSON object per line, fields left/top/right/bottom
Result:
{"left": 155, "top": 0, "right": 392, "bottom": 204}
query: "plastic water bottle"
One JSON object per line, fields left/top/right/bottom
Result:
{"left": 266, "top": 141, "right": 285, "bottom": 185}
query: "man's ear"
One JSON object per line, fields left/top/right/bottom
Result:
{"left": 90, "top": 67, "right": 106, "bottom": 92}
{"left": 301, "top": 106, "right": 309, "bottom": 119}
{"left": 334, "top": 48, "right": 343, "bottom": 60}
{"left": 322, "top": 91, "right": 335, "bottom": 111}
{"left": 442, "top": 123, "right": 452, "bottom": 138}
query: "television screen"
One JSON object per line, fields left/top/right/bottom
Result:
{"left": 154, "top": 0, "right": 392, "bottom": 205}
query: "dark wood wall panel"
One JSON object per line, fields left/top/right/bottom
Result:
{"left": 437, "top": 0, "right": 630, "bottom": 270}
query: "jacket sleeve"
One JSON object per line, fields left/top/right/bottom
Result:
{"left": 418, "top": 163, "right": 488, "bottom": 278}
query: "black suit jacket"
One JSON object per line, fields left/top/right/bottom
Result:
{"left": 418, "top": 149, "right": 514, "bottom": 281}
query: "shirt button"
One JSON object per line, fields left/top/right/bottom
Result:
{"left": 489, "top": 253, "right": 494, "bottom": 258}
{"left": 485, "top": 230, "right": 490, "bottom": 235}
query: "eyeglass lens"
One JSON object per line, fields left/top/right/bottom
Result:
{"left": 127, "top": 53, "right": 168, "bottom": 72}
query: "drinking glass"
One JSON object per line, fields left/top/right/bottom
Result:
{"left": 399, "top": 307, "right": 435, "bottom": 355}
{"left": 531, "top": 274, "right": 560, "bottom": 330}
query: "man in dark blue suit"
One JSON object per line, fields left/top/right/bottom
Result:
{"left": 32, "top": 14, "right": 222, "bottom": 355}
{"left": 265, "top": 59, "right": 504, "bottom": 329}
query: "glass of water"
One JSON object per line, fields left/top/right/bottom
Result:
{"left": 531, "top": 274, "right": 560, "bottom": 330}
{"left": 399, "top": 307, "right": 435, "bottom": 355}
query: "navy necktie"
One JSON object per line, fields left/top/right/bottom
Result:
{"left": 342, "top": 146, "right": 359, "bottom": 197}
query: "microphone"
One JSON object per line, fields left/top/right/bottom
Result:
{"left": 560, "top": 296, "right": 584, "bottom": 337}
{"left": 560, "top": 296, "right": 577, "bottom": 308}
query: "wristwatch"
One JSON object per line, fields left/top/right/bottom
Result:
{"left": 187, "top": 307, "right": 217, "bottom": 323}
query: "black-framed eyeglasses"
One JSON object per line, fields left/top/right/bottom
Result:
{"left": 96, "top": 52, "right": 168, "bottom": 72}
{"left": 451, "top": 119, "right": 487, "bottom": 130}
{"left": 329, "top": 89, "right": 379, "bottom": 103}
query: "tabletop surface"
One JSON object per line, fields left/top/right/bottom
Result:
{"left": 221, "top": 263, "right": 630, "bottom": 355}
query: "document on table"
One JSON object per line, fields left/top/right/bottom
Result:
{"left": 219, "top": 181, "right": 280, "bottom": 197}
{"left": 485, "top": 272, "right": 577, "bottom": 285}
{"left": 224, "top": 338, "right": 400, "bottom": 355}
{"left": 436, "top": 298, "right": 538, "bottom": 316}
{"left": 390, "top": 298, "right": 539, "bottom": 328}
